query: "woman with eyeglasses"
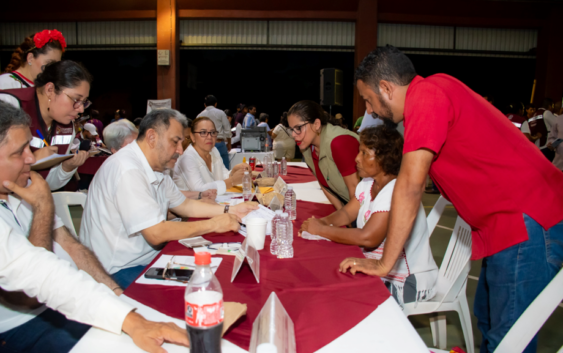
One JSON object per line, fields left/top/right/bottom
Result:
{"left": 287, "top": 100, "right": 360, "bottom": 211}
{"left": 173, "top": 117, "right": 250, "bottom": 195}
{"left": 0, "top": 61, "right": 91, "bottom": 190}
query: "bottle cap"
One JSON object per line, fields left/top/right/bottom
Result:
{"left": 282, "top": 157, "right": 286, "bottom": 160}
{"left": 244, "top": 171, "right": 249, "bottom": 175}
{"left": 194, "top": 252, "right": 212, "bottom": 265}
{"left": 288, "top": 185, "right": 293, "bottom": 190}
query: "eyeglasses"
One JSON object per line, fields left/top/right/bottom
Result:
{"left": 64, "top": 92, "right": 92, "bottom": 110}
{"left": 193, "top": 130, "right": 219, "bottom": 138}
{"left": 288, "top": 122, "right": 310, "bottom": 135}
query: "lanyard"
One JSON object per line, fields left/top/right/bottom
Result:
{"left": 0, "top": 200, "right": 21, "bottom": 228}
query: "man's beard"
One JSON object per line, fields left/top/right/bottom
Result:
{"left": 376, "top": 93, "right": 395, "bottom": 121}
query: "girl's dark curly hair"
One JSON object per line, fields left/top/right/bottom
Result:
{"left": 359, "top": 125, "right": 403, "bottom": 175}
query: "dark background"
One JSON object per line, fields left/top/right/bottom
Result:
{"left": 1, "top": 49, "right": 536, "bottom": 128}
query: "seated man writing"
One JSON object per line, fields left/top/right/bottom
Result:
{"left": 81, "top": 109, "right": 258, "bottom": 289}
{"left": 0, "top": 101, "right": 189, "bottom": 353}
{"left": 300, "top": 125, "right": 438, "bottom": 306}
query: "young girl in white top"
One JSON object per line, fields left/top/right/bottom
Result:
{"left": 0, "top": 30, "right": 65, "bottom": 90}
{"left": 300, "top": 125, "right": 438, "bottom": 306}
{"left": 173, "top": 117, "right": 250, "bottom": 195}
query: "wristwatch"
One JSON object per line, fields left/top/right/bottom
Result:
{"left": 224, "top": 205, "right": 230, "bottom": 214}
{"left": 198, "top": 192, "right": 202, "bottom": 200}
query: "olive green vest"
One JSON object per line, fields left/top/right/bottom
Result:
{"left": 303, "top": 124, "right": 359, "bottom": 202}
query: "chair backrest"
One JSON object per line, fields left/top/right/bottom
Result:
{"left": 433, "top": 216, "right": 472, "bottom": 304}
{"left": 495, "top": 267, "right": 563, "bottom": 353}
{"left": 427, "top": 196, "right": 452, "bottom": 236}
{"left": 52, "top": 192, "right": 87, "bottom": 238}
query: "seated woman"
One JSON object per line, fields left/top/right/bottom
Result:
{"left": 272, "top": 112, "right": 295, "bottom": 160}
{"left": 288, "top": 100, "right": 359, "bottom": 210}
{"left": 300, "top": 125, "right": 438, "bottom": 306}
{"left": 174, "top": 117, "right": 250, "bottom": 195}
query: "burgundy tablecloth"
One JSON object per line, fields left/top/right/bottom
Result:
{"left": 125, "top": 201, "right": 390, "bottom": 353}
{"left": 255, "top": 165, "right": 317, "bottom": 184}
{"left": 77, "top": 156, "right": 109, "bottom": 175}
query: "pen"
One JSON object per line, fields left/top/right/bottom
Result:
{"left": 36, "top": 130, "right": 49, "bottom": 147}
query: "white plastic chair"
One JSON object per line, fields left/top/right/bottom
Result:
{"left": 427, "top": 196, "right": 452, "bottom": 236}
{"left": 403, "top": 216, "right": 474, "bottom": 353}
{"left": 52, "top": 192, "right": 87, "bottom": 238}
{"left": 494, "top": 267, "right": 563, "bottom": 353}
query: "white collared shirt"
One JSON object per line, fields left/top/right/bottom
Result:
{"left": 173, "top": 144, "right": 230, "bottom": 195}
{"left": 80, "top": 141, "right": 186, "bottom": 274}
{"left": 196, "top": 106, "right": 232, "bottom": 140}
{"left": 0, "top": 194, "right": 70, "bottom": 333}
{"left": 0, "top": 218, "right": 134, "bottom": 335}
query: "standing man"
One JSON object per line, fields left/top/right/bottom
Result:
{"left": 197, "top": 95, "right": 231, "bottom": 169}
{"left": 243, "top": 105, "right": 257, "bottom": 128}
{"left": 235, "top": 104, "right": 247, "bottom": 126}
{"left": 345, "top": 46, "right": 563, "bottom": 353}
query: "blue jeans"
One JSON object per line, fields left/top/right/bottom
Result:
{"left": 215, "top": 141, "right": 230, "bottom": 169}
{"left": 112, "top": 265, "right": 146, "bottom": 289}
{"left": 0, "top": 308, "right": 90, "bottom": 353}
{"left": 474, "top": 214, "right": 563, "bottom": 352}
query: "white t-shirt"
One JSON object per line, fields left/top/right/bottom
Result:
{"left": 0, "top": 194, "right": 72, "bottom": 333}
{"left": 80, "top": 141, "right": 186, "bottom": 274}
{"left": 173, "top": 144, "right": 230, "bottom": 194}
{"left": 0, "top": 72, "right": 34, "bottom": 90}
{"left": 257, "top": 122, "right": 272, "bottom": 146}
{"left": 355, "top": 178, "right": 438, "bottom": 305}
{"left": 521, "top": 120, "right": 547, "bottom": 149}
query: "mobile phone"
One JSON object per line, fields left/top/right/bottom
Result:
{"left": 144, "top": 267, "right": 194, "bottom": 281}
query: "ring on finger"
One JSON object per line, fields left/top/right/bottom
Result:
{"left": 353, "top": 261, "right": 356, "bottom": 266}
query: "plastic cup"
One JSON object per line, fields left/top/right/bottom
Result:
{"left": 246, "top": 218, "right": 268, "bottom": 250}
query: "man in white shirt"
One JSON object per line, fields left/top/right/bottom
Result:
{"left": 0, "top": 101, "right": 189, "bottom": 352}
{"left": 197, "top": 95, "right": 232, "bottom": 169}
{"left": 81, "top": 109, "right": 258, "bottom": 288}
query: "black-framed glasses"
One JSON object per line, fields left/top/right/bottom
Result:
{"left": 288, "top": 122, "right": 310, "bottom": 135}
{"left": 64, "top": 92, "right": 92, "bottom": 110}
{"left": 193, "top": 130, "right": 219, "bottom": 138}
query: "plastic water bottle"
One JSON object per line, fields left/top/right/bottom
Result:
{"left": 281, "top": 157, "right": 287, "bottom": 176}
{"left": 270, "top": 210, "right": 283, "bottom": 255}
{"left": 277, "top": 213, "right": 294, "bottom": 259}
{"left": 272, "top": 161, "right": 279, "bottom": 179}
{"left": 265, "top": 158, "right": 273, "bottom": 178}
{"left": 242, "top": 171, "right": 252, "bottom": 201}
{"left": 185, "top": 252, "right": 223, "bottom": 353}
{"left": 284, "top": 186, "right": 296, "bottom": 221}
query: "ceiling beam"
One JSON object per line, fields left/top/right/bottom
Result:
{"left": 378, "top": 13, "right": 543, "bottom": 29}
{"left": 0, "top": 10, "right": 156, "bottom": 22}
{"left": 178, "top": 9, "right": 357, "bottom": 21}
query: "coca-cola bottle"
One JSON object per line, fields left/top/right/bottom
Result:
{"left": 185, "top": 252, "right": 224, "bottom": 353}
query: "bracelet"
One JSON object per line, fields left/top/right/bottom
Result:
{"left": 224, "top": 205, "right": 230, "bottom": 214}
{"left": 198, "top": 192, "right": 202, "bottom": 200}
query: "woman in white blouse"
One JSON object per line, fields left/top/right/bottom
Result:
{"left": 174, "top": 117, "right": 250, "bottom": 195}
{"left": 272, "top": 112, "right": 295, "bottom": 160}
{"left": 299, "top": 125, "right": 438, "bottom": 307}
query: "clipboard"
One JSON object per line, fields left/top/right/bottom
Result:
{"left": 31, "top": 154, "right": 74, "bottom": 170}
{"left": 231, "top": 239, "right": 260, "bottom": 283}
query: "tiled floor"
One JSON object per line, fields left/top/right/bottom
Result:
{"left": 70, "top": 194, "right": 563, "bottom": 352}
{"left": 418, "top": 193, "right": 563, "bottom": 353}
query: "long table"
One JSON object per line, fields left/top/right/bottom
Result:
{"left": 71, "top": 162, "right": 429, "bottom": 353}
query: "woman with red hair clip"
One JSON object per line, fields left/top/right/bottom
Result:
{"left": 0, "top": 29, "right": 66, "bottom": 89}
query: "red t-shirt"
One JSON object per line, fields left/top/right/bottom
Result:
{"left": 311, "top": 135, "right": 359, "bottom": 193}
{"left": 404, "top": 74, "right": 563, "bottom": 260}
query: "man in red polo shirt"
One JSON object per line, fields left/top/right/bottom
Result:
{"left": 346, "top": 46, "right": 563, "bottom": 352}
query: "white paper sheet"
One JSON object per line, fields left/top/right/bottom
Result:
{"left": 135, "top": 255, "right": 223, "bottom": 287}
{"left": 240, "top": 205, "right": 276, "bottom": 236}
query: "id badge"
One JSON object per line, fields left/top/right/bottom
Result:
{"left": 30, "top": 136, "right": 45, "bottom": 149}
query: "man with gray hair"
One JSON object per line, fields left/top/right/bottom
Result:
{"left": 103, "top": 120, "right": 139, "bottom": 154}
{"left": 80, "top": 109, "right": 258, "bottom": 288}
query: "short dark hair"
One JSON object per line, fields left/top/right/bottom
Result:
{"left": 525, "top": 103, "right": 536, "bottom": 110}
{"left": 247, "top": 105, "right": 256, "bottom": 111}
{"left": 355, "top": 45, "right": 416, "bottom": 93}
{"left": 138, "top": 109, "right": 189, "bottom": 141}
{"left": 204, "top": 95, "right": 217, "bottom": 106}
{"left": 280, "top": 112, "right": 288, "bottom": 127}
{"left": 288, "top": 100, "right": 327, "bottom": 126}
{"left": 0, "top": 101, "right": 31, "bottom": 146}
{"left": 259, "top": 113, "right": 269, "bottom": 122}
{"left": 35, "top": 60, "right": 93, "bottom": 92}
{"left": 543, "top": 98, "right": 553, "bottom": 110}
{"left": 224, "top": 109, "right": 233, "bottom": 118}
{"left": 133, "top": 117, "right": 143, "bottom": 127}
{"left": 360, "top": 125, "right": 403, "bottom": 176}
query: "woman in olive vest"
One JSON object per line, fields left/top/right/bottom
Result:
{"left": 287, "top": 100, "right": 360, "bottom": 210}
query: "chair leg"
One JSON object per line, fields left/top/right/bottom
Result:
{"left": 429, "top": 313, "right": 447, "bottom": 349}
{"left": 456, "top": 294, "right": 475, "bottom": 353}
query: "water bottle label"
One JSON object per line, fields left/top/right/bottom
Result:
{"left": 185, "top": 299, "right": 224, "bottom": 327}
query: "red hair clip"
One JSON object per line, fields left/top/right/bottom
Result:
{"left": 33, "top": 29, "right": 67, "bottom": 52}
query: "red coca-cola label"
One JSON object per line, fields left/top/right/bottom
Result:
{"left": 185, "top": 299, "right": 224, "bottom": 327}
{"left": 249, "top": 157, "right": 256, "bottom": 171}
